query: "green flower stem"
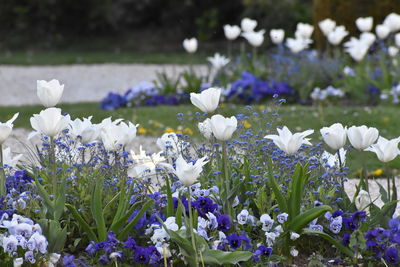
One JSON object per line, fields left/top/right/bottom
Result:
{"left": 0, "top": 144, "right": 5, "bottom": 196}
{"left": 187, "top": 186, "right": 199, "bottom": 267}
{"left": 50, "top": 136, "right": 57, "bottom": 195}
{"left": 385, "top": 163, "right": 391, "bottom": 201}
{"left": 222, "top": 142, "right": 231, "bottom": 216}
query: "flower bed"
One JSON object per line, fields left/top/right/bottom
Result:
{"left": 1, "top": 81, "right": 400, "bottom": 266}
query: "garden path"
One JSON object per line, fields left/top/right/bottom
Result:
{"left": 0, "top": 64, "right": 206, "bottom": 106}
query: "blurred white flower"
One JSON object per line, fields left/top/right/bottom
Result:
{"left": 223, "top": 25, "right": 241, "bottom": 40}
{"left": 100, "top": 121, "right": 137, "bottom": 151}
{"left": 190, "top": 87, "right": 221, "bottom": 113}
{"left": 286, "top": 38, "right": 312, "bottom": 54}
{"left": 347, "top": 125, "right": 379, "bottom": 150}
{"left": 383, "top": 13, "right": 400, "bottom": 33}
{"left": 269, "top": 29, "right": 285, "bottom": 44}
{"left": 375, "top": 24, "right": 391, "bottom": 39}
{"left": 209, "top": 114, "right": 237, "bottom": 141}
{"left": 198, "top": 118, "right": 213, "bottom": 140}
{"left": 321, "top": 148, "right": 347, "bottom": 169}
{"left": 355, "top": 190, "right": 371, "bottom": 213}
{"left": 327, "top": 26, "right": 348, "bottom": 46}
{"left": 174, "top": 155, "right": 208, "bottom": 186}
{"left": 264, "top": 126, "right": 314, "bottom": 155}
{"left": 360, "top": 32, "right": 376, "bottom": 47}
{"left": 356, "top": 17, "right": 373, "bottom": 32}
{"left": 389, "top": 46, "right": 399, "bottom": 57}
{"left": 343, "top": 66, "right": 355, "bottom": 76}
{"left": 183, "top": 38, "right": 198, "bottom": 53}
{"left": 310, "top": 87, "right": 328, "bottom": 101}
{"left": 207, "top": 53, "right": 230, "bottom": 70}
{"left": 2, "top": 147, "right": 22, "bottom": 167}
{"left": 37, "top": 79, "right": 64, "bottom": 107}
{"left": 295, "top": 23, "right": 314, "bottom": 39}
{"left": 129, "top": 146, "right": 169, "bottom": 178}
{"left": 365, "top": 136, "right": 400, "bottom": 162}
{"left": 395, "top": 33, "right": 400, "bottom": 47}
{"left": 319, "top": 18, "right": 336, "bottom": 36}
{"left": 0, "top": 113, "right": 18, "bottom": 145}
{"left": 68, "top": 116, "right": 98, "bottom": 144}
{"left": 30, "top": 108, "right": 70, "bottom": 138}
{"left": 344, "top": 37, "right": 370, "bottom": 61}
{"left": 320, "top": 123, "right": 347, "bottom": 150}
{"left": 241, "top": 30, "right": 265, "bottom": 47}
{"left": 240, "top": 18, "right": 257, "bottom": 32}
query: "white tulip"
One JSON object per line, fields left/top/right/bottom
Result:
{"left": 286, "top": 38, "right": 312, "bottom": 54}
{"left": 198, "top": 118, "right": 213, "bottom": 140}
{"left": 389, "top": 46, "right": 399, "bottom": 57}
{"left": 320, "top": 123, "right": 347, "bottom": 150}
{"left": 37, "top": 79, "right": 64, "bottom": 107}
{"left": 321, "top": 148, "right": 347, "bottom": 169}
{"left": 270, "top": 29, "right": 285, "bottom": 44}
{"left": 223, "top": 25, "right": 241, "bottom": 40}
{"left": 0, "top": 113, "right": 18, "bottom": 144}
{"left": 174, "top": 155, "right": 208, "bottom": 186}
{"left": 209, "top": 114, "right": 237, "bottom": 141}
{"left": 100, "top": 121, "right": 137, "bottom": 151}
{"left": 30, "top": 108, "right": 71, "bottom": 137}
{"left": 190, "top": 87, "right": 221, "bottom": 113}
{"left": 2, "top": 147, "right": 23, "bottom": 167}
{"left": 129, "top": 146, "right": 168, "bottom": 178}
{"left": 183, "top": 38, "right": 198, "bottom": 53}
{"left": 295, "top": 23, "right": 314, "bottom": 39}
{"left": 365, "top": 136, "right": 400, "bottom": 162}
{"left": 241, "top": 30, "right": 265, "bottom": 47}
{"left": 318, "top": 18, "right": 336, "bottom": 36}
{"left": 360, "top": 32, "right": 376, "bottom": 47}
{"left": 375, "top": 24, "right": 390, "bottom": 39}
{"left": 347, "top": 125, "right": 379, "bottom": 150}
{"left": 240, "top": 18, "right": 257, "bottom": 32}
{"left": 344, "top": 37, "right": 370, "bottom": 62}
{"left": 355, "top": 190, "right": 371, "bottom": 212}
{"left": 395, "top": 33, "right": 400, "bottom": 47}
{"left": 207, "top": 53, "right": 230, "bottom": 70}
{"left": 383, "top": 13, "right": 400, "bottom": 33}
{"left": 68, "top": 116, "right": 98, "bottom": 143}
{"left": 264, "top": 126, "right": 314, "bottom": 155}
{"left": 327, "top": 26, "right": 349, "bottom": 46}
{"left": 356, "top": 17, "right": 373, "bottom": 32}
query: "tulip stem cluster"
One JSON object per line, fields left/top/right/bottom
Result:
{"left": 187, "top": 186, "right": 199, "bottom": 267}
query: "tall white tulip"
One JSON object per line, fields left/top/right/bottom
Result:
{"left": 175, "top": 155, "right": 208, "bottom": 186}
{"left": 347, "top": 125, "right": 379, "bottom": 150}
{"left": 37, "top": 79, "right": 64, "bottom": 107}
{"left": 207, "top": 53, "right": 230, "bottom": 70}
{"left": 183, "top": 38, "right": 198, "bottom": 53}
{"left": 223, "top": 25, "right": 241, "bottom": 40}
{"left": 30, "top": 108, "right": 71, "bottom": 137}
{"left": 356, "top": 17, "right": 373, "bottom": 32}
{"left": 68, "top": 116, "right": 98, "bottom": 143}
{"left": 209, "top": 114, "right": 237, "bottom": 141}
{"left": 240, "top": 18, "right": 257, "bottom": 32}
{"left": 320, "top": 123, "right": 347, "bottom": 150}
{"left": 295, "top": 23, "right": 314, "bottom": 39}
{"left": 355, "top": 190, "right": 371, "bottom": 213}
{"left": 383, "top": 13, "right": 400, "bottom": 33}
{"left": 286, "top": 38, "right": 312, "bottom": 54}
{"left": 264, "top": 126, "right": 314, "bottom": 155}
{"left": 375, "top": 24, "right": 390, "bottom": 39}
{"left": 327, "top": 26, "right": 349, "bottom": 46}
{"left": 2, "top": 147, "right": 23, "bottom": 168}
{"left": 198, "top": 118, "right": 213, "bottom": 140}
{"left": 100, "top": 121, "right": 137, "bottom": 151}
{"left": 190, "top": 87, "right": 221, "bottom": 113}
{"left": 360, "top": 32, "right": 376, "bottom": 47}
{"left": 241, "top": 30, "right": 265, "bottom": 47}
{"left": 344, "top": 37, "right": 370, "bottom": 62}
{"left": 318, "top": 18, "right": 336, "bottom": 36}
{"left": 0, "top": 113, "right": 18, "bottom": 144}
{"left": 269, "top": 29, "right": 285, "bottom": 44}
{"left": 365, "top": 136, "right": 400, "bottom": 162}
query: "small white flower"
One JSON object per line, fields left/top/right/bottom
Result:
{"left": 183, "top": 38, "right": 198, "bottom": 53}
{"left": 290, "top": 232, "right": 300, "bottom": 240}
{"left": 223, "top": 25, "right": 241, "bottom": 40}
{"left": 290, "top": 247, "right": 299, "bottom": 257}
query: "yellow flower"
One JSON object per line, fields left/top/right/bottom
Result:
{"left": 258, "top": 105, "right": 266, "bottom": 111}
{"left": 372, "top": 169, "right": 383, "bottom": 176}
{"left": 165, "top": 128, "right": 175, "bottom": 133}
{"left": 382, "top": 117, "right": 390, "bottom": 124}
{"left": 138, "top": 126, "right": 147, "bottom": 135}
{"left": 183, "top": 128, "right": 194, "bottom": 136}
{"left": 242, "top": 120, "right": 252, "bottom": 129}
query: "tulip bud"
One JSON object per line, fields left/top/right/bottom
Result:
{"left": 198, "top": 118, "right": 212, "bottom": 140}
{"left": 355, "top": 190, "right": 371, "bottom": 212}
{"left": 240, "top": 18, "right": 257, "bottom": 32}
{"left": 269, "top": 29, "right": 285, "bottom": 44}
{"left": 375, "top": 24, "right": 390, "bottom": 39}
{"left": 190, "top": 87, "right": 221, "bottom": 113}
{"left": 318, "top": 18, "right": 336, "bottom": 36}
{"left": 320, "top": 123, "right": 347, "bottom": 150}
{"left": 37, "top": 79, "right": 64, "bottom": 107}
{"left": 209, "top": 114, "right": 237, "bottom": 141}
{"left": 347, "top": 125, "right": 379, "bottom": 150}
{"left": 241, "top": 30, "right": 265, "bottom": 47}
{"left": 0, "top": 113, "right": 18, "bottom": 144}
{"left": 356, "top": 17, "right": 373, "bottom": 32}
{"left": 223, "top": 25, "right": 241, "bottom": 40}
{"left": 183, "top": 38, "right": 198, "bottom": 53}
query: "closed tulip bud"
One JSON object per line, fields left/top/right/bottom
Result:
{"left": 295, "top": 23, "right": 314, "bottom": 39}
{"left": 347, "top": 125, "right": 379, "bottom": 150}
{"left": 241, "top": 30, "right": 265, "bottom": 47}
{"left": 183, "top": 38, "right": 198, "bottom": 53}
{"left": 320, "top": 123, "right": 347, "bottom": 150}
{"left": 223, "top": 25, "right": 241, "bottom": 40}
{"left": 356, "top": 17, "right": 373, "bottom": 32}
{"left": 100, "top": 121, "right": 137, "bottom": 151}
{"left": 30, "top": 108, "right": 71, "bottom": 137}
{"left": 175, "top": 155, "right": 208, "bottom": 186}
{"left": 68, "top": 116, "right": 98, "bottom": 144}
{"left": 328, "top": 26, "right": 349, "bottom": 46}
{"left": 318, "top": 18, "right": 336, "bottom": 36}
{"left": 190, "top": 87, "right": 221, "bottom": 113}
{"left": 389, "top": 46, "right": 399, "bottom": 57}
{"left": 383, "top": 13, "right": 400, "bottom": 33}
{"left": 0, "top": 113, "right": 18, "bottom": 144}
{"left": 240, "top": 18, "right": 257, "bottom": 32}
{"left": 37, "top": 79, "right": 64, "bottom": 107}
{"left": 265, "top": 126, "right": 314, "bottom": 155}
{"left": 286, "top": 38, "right": 312, "bottom": 54}
{"left": 395, "top": 33, "right": 400, "bottom": 48}
{"left": 375, "top": 24, "right": 390, "bottom": 39}
{"left": 209, "top": 114, "right": 237, "bottom": 141}
{"left": 355, "top": 190, "right": 371, "bottom": 212}
{"left": 198, "top": 118, "right": 212, "bottom": 140}
{"left": 365, "top": 136, "right": 400, "bottom": 162}
{"left": 270, "top": 29, "right": 285, "bottom": 44}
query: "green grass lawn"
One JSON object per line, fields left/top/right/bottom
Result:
{"left": 1, "top": 102, "right": 399, "bottom": 172}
